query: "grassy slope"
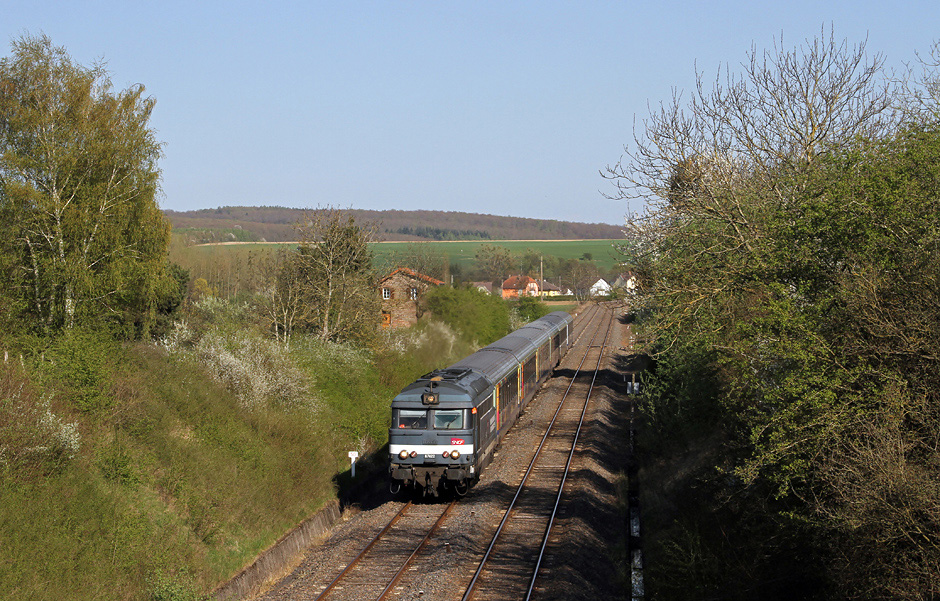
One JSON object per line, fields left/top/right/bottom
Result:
{"left": 0, "top": 331, "right": 426, "bottom": 600}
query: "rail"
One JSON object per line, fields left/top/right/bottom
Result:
{"left": 461, "top": 305, "right": 613, "bottom": 601}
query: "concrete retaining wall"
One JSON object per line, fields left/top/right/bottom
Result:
{"left": 213, "top": 500, "right": 342, "bottom": 600}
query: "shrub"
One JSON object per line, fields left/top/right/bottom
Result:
{"left": 193, "top": 329, "right": 311, "bottom": 411}
{"left": 42, "top": 327, "right": 119, "bottom": 413}
{"left": 0, "top": 364, "right": 80, "bottom": 478}
{"left": 147, "top": 570, "right": 205, "bottom": 601}
{"left": 424, "top": 286, "right": 510, "bottom": 345}
{"left": 515, "top": 296, "right": 550, "bottom": 322}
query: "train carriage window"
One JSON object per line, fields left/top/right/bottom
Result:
{"left": 479, "top": 395, "right": 493, "bottom": 417}
{"left": 433, "top": 409, "right": 464, "bottom": 430}
{"left": 524, "top": 357, "right": 537, "bottom": 384}
{"left": 507, "top": 372, "right": 519, "bottom": 405}
{"left": 396, "top": 409, "right": 428, "bottom": 429}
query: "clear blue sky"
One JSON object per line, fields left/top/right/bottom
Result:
{"left": 4, "top": 1, "right": 938, "bottom": 225}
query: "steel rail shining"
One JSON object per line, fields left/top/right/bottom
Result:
{"left": 525, "top": 306, "right": 614, "bottom": 600}
{"left": 374, "top": 500, "right": 459, "bottom": 600}
{"left": 314, "top": 501, "right": 412, "bottom": 600}
{"left": 461, "top": 305, "right": 611, "bottom": 601}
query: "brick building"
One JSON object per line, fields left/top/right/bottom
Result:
{"left": 379, "top": 267, "right": 444, "bottom": 328}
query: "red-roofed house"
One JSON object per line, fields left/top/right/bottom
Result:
{"left": 501, "top": 275, "right": 539, "bottom": 299}
{"left": 379, "top": 267, "right": 444, "bottom": 328}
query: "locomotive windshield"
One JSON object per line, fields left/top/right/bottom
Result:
{"left": 393, "top": 408, "right": 465, "bottom": 430}
{"left": 433, "top": 409, "right": 464, "bottom": 430}
{"left": 396, "top": 409, "right": 428, "bottom": 429}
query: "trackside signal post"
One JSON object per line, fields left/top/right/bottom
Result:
{"left": 348, "top": 451, "right": 359, "bottom": 478}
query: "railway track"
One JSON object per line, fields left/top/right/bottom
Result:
{"left": 308, "top": 500, "right": 457, "bottom": 601}
{"left": 260, "top": 304, "right": 617, "bottom": 601}
{"left": 460, "top": 305, "right": 614, "bottom": 601}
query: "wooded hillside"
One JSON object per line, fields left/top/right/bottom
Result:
{"left": 164, "top": 206, "right": 624, "bottom": 243}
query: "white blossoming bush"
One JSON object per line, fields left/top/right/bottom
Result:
{"left": 508, "top": 306, "right": 526, "bottom": 332}
{"left": 374, "top": 319, "right": 477, "bottom": 372}
{"left": 159, "top": 319, "right": 195, "bottom": 354}
{"left": 194, "top": 330, "right": 313, "bottom": 411}
{"left": 38, "top": 399, "right": 81, "bottom": 460}
{"left": 0, "top": 371, "right": 80, "bottom": 476}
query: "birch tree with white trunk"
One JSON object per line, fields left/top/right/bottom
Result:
{"left": 0, "top": 34, "right": 172, "bottom": 335}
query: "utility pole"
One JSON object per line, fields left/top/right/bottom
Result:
{"left": 539, "top": 256, "right": 543, "bottom": 298}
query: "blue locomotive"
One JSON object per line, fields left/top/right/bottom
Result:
{"left": 389, "top": 311, "right": 573, "bottom": 496}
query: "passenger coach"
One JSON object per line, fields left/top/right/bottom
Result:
{"left": 389, "top": 311, "right": 573, "bottom": 496}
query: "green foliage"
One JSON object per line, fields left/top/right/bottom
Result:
{"left": 42, "top": 327, "right": 121, "bottom": 413}
{"left": 96, "top": 438, "right": 141, "bottom": 486}
{"left": 0, "top": 274, "right": 508, "bottom": 600}
{"left": 617, "top": 34, "right": 940, "bottom": 598}
{"left": 424, "top": 285, "right": 511, "bottom": 345}
{"left": 147, "top": 570, "right": 206, "bottom": 601}
{"left": 513, "top": 296, "right": 550, "bottom": 323}
{"left": 0, "top": 34, "right": 173, "bottom": 337}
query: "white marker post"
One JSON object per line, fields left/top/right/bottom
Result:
{"left": 348, "top": 451, "right": 359, "bottom": 478}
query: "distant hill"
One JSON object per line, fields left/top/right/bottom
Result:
{"left": 164, "top": 206, "right": 624, "bottom": 244}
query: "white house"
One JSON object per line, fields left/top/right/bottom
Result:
{"left": 589, "top": 278, "right": 611, "bottom": 297}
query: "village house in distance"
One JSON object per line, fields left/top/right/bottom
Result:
{"left": 501, "top": 275, "right": 540, "bottom": 299}
{"left": 379, "top": 267, "right": 444, "bottom": 328}
{"left": 500, "top": 275, "right": 568, "bottom": 299}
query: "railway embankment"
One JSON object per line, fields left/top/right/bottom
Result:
{"left": 241, "top": 302, "right": 641, "bottom": 601}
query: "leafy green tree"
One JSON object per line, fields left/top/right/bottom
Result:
{"left": 514, "top": 296, "right": 549, "bottom": 323}
{"left": 424, "top": 286, "right": 510, "bottom": 345}
{"left": 605, "top": 30, "right": 940, "bottom": 598}
{"left": 0, "top": 34, "right": 173, "bottom": 337}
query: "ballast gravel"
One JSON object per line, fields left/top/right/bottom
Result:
{"left": 254, "top": 304, "right": 631, "bottom": 601}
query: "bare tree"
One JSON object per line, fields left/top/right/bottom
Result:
{"left": 378, "top": 242, "right": 449, "bottom": 281}
{"left": 294, "top": 208, "right": 379, "bottom": 343}
{"left": 253, "top": 248, "right": 305, "bottom": 344}
{"left": 474, "top": 244, "right": 514, "bottom": 284}
{"left": 603, "top": 27, "right": 897, "bottom": 343}
{"left": 607, "top": 27, "right": 894, "bottom": 203}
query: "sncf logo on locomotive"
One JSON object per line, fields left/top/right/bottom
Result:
{"left": 451, "top": 438, "right": 465, "bottom": 445}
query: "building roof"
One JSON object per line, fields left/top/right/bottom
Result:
{"left": 472, "top": 281, "right": 495, "bottom": 294}
{"left": 537, "top": 279, "right": 560, "bottom": 292}
{"left": 380, "top": 267, "right": 444, "bottom": 286}
{"left": 501, "top": 275, "right": 537, "bottom": 290}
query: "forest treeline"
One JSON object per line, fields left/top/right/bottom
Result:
{"left": 393, "top": 225, "right": 492, "bottom": 240}
{"left": 610, "top": 32, "right": 940, "bottom": 599}
{"left": 165, "top": 206, "right": 624, "bottom": 244}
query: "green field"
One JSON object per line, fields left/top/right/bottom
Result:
{"left": 372, "top": 239, "right": 626, "bottom": 273}
{"left": 179, "top": 239, "right": 628, "bottom": 274}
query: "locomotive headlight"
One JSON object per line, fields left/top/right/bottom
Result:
{"left": 398, "top": 450, "right": 409, "bottom": 460}
{"left": 450, "top": 450, "right": 460, "bottom": 459}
